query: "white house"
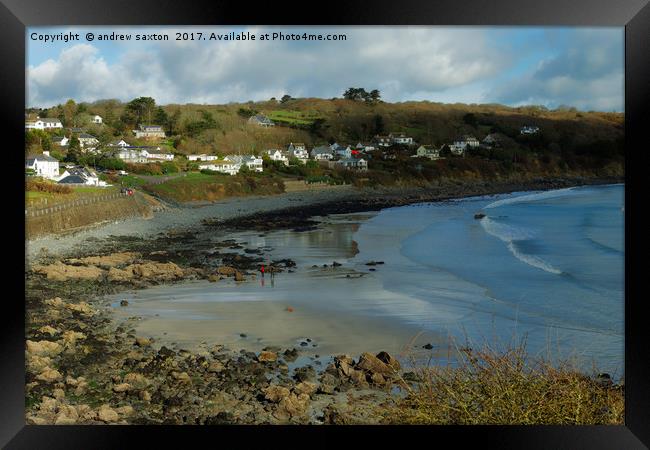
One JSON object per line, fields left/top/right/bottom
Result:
{"left": 225, "top": 154, "right": 264, "bottom": 172}
{"left": 332, "top": 145, "right": 352, "bottom": 159}
{"left": 108, "top": 139, "right": 129, "bottom": 148}
{"left": 415, "top": 145, "right": 441, "bottom": 160}
{"left": 520, "top": 125, "right": 540, "bottom": 135}
{"left": 115, "top": 147, "right": 148, "bottom": 163}
{"left": 264, "top": 149, "right": 289, "bottom": 166}
{"left": 287, "top": 143, "right": 309, "bottom": 163}
{"left": 92, "top": 115, "right": 103, "bottom": 124}
{"left": 310, "top": 145, "right": 334, "bottom": 160}
{"left": 57, "top": 167, "right": 109, "bottom": 187}
{"left": 198, "top": 160, "right": 241, "bottom": 175}
{"left": 187, "top": 154, "right": 218, "bottom": 161}
{"left": 78, "top": 133, "right": 100, "bottom": 148}
{"left": 390, "top": 132, "right": 414, "bottom": 145}
{"left": 482, "top": 133, "right": 502, "bottom": 147}
{"left": 333, "top": 157, "right": 368, "bottom": 171}
{"left": 25, "top": 118, "right": 63, "bottom": 130}
{"left": 142, "top": 148, "right": 174, "bottom": 161}
{"left": 355, "top": 142, "right": 375, "bottom": 152}
{"left": 248, "top": 115, "right": 275, "bottom": 127}
{"left": 52, "top": 136, "right": 69, "bottom": 147}
{"left": 133, "top": 124, "right": 166, "bottom": 139}
{"left": 25, "top": 151, "right": 60, "bottom": 179}
{"left": 451, "top": 135, "right": 480, "bottom": 155}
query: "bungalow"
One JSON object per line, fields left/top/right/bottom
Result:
{"left": 116, "top": 147, "right": 148, "bottom": 163}
{"left": 108, "top": 139, "right": 129, "bottom": 148}
{"left": 198, "top": 160, "right": 241, "bottom": 176}
{"left": 310, "top": 145, "right": 334, "bottom": 160}
{"left": 373, "top": 135, "right": 392, "bottom": 148}
{"left": 133, "top": 124, "right": 166, "bottom": 140}
{"left": 449, "top": 144, "right": 466, "bottom": 156}
{"left": 415, "top": 145, "right": 441, "bottom": 160}
{"left": 142, "top": 148, "right": 174, "bottom": 161}
{"left": 333, "top": 157, "right": 368, "bottom": 171}
{"left": 187, "top": 154, "right": 218, "bottom": 161}
{"left": 78, "top": 133, "right": 100, "bottom": 148}
{"left": 52, "top": 136, "right": 69, "bottom": 147}
{"left": 226, "top": 154, "right": 264, "bottom": 172}
{"left": 58, "top": 167, "right": 108, "bottom": 187}
{"left": 25, "top": 118, "right": 63, "bottom": 130}
{"left": 92, "top": 115, "right": 103, "bottom": 124}
{"left": 520, "top": 125, "right": 540, "bottom": 135}
{"left": 264, "top": 149, "right": 289, "bottom": 166}
{"left": 355, "top": 142, "right": 375, "bottom": 152}
{"left": 389, "top": 132, "right": 414, "bottom": 145}
{"left": 25, "top": 151, "right": 60, "bottom": 179}
{"left": 248, "top": 115, "right": 275, "bottom": 127}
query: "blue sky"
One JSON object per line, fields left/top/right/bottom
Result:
{"left": 26, "top": 26, "right": 623, "bottom": 111}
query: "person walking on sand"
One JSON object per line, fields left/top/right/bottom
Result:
{"left": 260, "top": 264, "right": 265, "bottom": 278}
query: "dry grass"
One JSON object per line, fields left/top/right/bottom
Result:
{"left": 384, "top": 340, "right": 624, "bottom": 425}
{"left": 26, "top": 179, "right": 72, "bottom": 194}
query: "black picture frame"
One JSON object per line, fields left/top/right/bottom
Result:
{"left": 3, "top": 0, "right": 647, "bottom": 447}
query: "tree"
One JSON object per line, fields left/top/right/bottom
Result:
{"left": 65, "top": 136, "right": 82, "bottom": 163}
{"left": 463, "top": 113, "right": 478, "bottom": 127}
{"left": 63, "top": 99, "right": 77, "bottom": 127}
{"left": 280, "top": 95, "right": 292, "bottom": 104}
{"left": 367, "top": 89, "right": 381, "bottom": 104}
{"left": 124, "top": 97, "right": 157, "bottom": 125}
{"left": 155, "top": 107, "right": 170, "bottom": 130}
{"left": 168, "top": 108, "right": 181, "bottom": 135}
{"left": 373, "top": 114, "right": 385, "bottom": 135}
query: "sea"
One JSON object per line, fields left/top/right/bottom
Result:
{"left": 109, "top": 184, "right": 625, "bottom": 377}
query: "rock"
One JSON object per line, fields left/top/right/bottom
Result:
{"left": 135, "top": 337, "right": 151, "bottom": 347}
{"left": 115, "top": 405, "right": 134, "bottom": 417}
{"left": 208, "top": 275, "right": 220, "bottom": 282}
{"left": 207, "top": 361, "right": 225, "bottom": 373}
{"left": 263, "top": 385, "right": 291, "bottom": 403}
{"left": 357, "top": 352, "right": 399, "bottom": 377}
{"left": 294, "top": 381, "right": 317, "bottom": 396}
{"left": 337, "top": 360, "right": 354, "bottom": 377}
{"left": 234, "top": 271, "right": 245, "bottom": 282}
{"left": 66, "top": 252, "right": 140, "bottom": 269}
{"left": 54, "top": 405, "right": 78, "bottom": 425}
{"left": 112, "top": 383, "right": 131, "bottom": 393}
{"left": 332, "top": 261, "right": 342, "bottom": 267}
{"left": 474, "top": 213, "right": 486, "bottom": 220}
{"left": 44, "top": 297, "right": 65, "bottom": 308}
{"left": 216, "top": 266, "right": 238, "bottom": 276}
{"left": 64, "top": 302, "right": 94, "bottom": 315}
{"left": 300, "top": 341, "right": 308, "bottom": 347}
{"left": 27, "top": 340, "right": 62, "bottom": 357}
{"left": 27, "top": 355, "right": 52, "bottom": 373}
{"left": 97, "top": 405, "right": 119, "bottom": 423}
{"left": 129, "top": 262, "right": 185, "bottom": 281}
{"left": 120, "top": 300, "right": 129, "bottom": 307}
{"left": 107, "top": 267, "right": 135, "bottom": 282}
{"left": 371, "top": 372, "right": 386, "bottom": 385}
{"left": 283, "top": 348, "right": 299, "bottom": 362}
{"left": 258, "top": 351, "right": 278, "bottom": 362}
{"left": 422, "top": 343, "right": 434, "bottom": 350}
{"left": 318, "top": 373, "right": 338, "bottom": 394}
{"left": 37, "top": 325, "right": 60, "bottom": 336}
{"left": 53, "top": 388, "right": 66, "bottom": 399}
{"left": 123, "top": 373, "right": 150, "bottom": 389}
{"left": 275, "top": 393, "right": 310, "bottom": 420}
{"left": 33, "top": 261, "right": 105, "bottom": 281}
{"left": 140, "top": 390, "right": 152, "bottom": 402}
{"left": 61, "top": 331, "right": 86, "bottom": 347}
{"left": 36, "top": 367, "right": 62, "bottom": 383}
{"left": 293, "top": 366, "right": 316, "bottom": 382}
{"left": 171, "top": 371, "right": 191, "bottom": 383}
{"left": 240, "top": 333, "right": 247, "bottom": 338}
{"left": 376, "top": 351, "right": 401, "bottom": 372}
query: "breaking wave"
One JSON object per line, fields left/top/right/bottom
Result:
{"left": 484, "top": 187, "right": 576, "bottom": 210}
{"left": 480, "top": 217, "right": 562, "bottom": 275}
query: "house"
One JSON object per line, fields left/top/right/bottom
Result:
{"left": 25, "top": 118, "right": 63, "bottom": 130}
{"left": 108, "top": 139, "right": 129, "bottom": 148}
{"left": 92, "top": 115, "right": 103, "bottom": 124}
{"left": 52, "top": 136, "right": 69, "bottom": 147}
{"left": 287, "top": 144, "right": 309, "bottom": 163}
{"left": 333, "top": 157, "right": 368, "bottom": 171}
{"left": 449, "top": 144, "right": 466, "bottom": 156}
{"left": 389, "top": 132, "right": 414, "bottom": 145}
{"left": 310, "top": 145, "right": 334, "bottom": 160}
{"left": 198, "top": 160, "right": 241, "bottom": 175}
{"left": 141, "top": 148, "right": 174, "bottom": 161}
{"left": 450, "top": 135, "right": 479, "bottom": 155}
{"left": 69, "top": 127, "right": 85, "bottom": 134}
{"left": 226, "top": 154, "right": 264, "bottom": 172}
{"left": 133, "top": 124, "right": 166, "bottom": 139}
{"left": 115, "top": 147, "right": 148, "bottom": 163}
{"left": 373, "top": 135, "right": 392, "bottom": 147}
{"left": 332, "top": 145, "right": 352, "bottom": 159}
{"left": 355, "top": 142, "right": 375, "bottom": 152}
{"left": 25, "top": 151, "right": 60, "bottom": 179}
{"left": 248, "top": 115, "right": 275, "bottom": 127}
{"left": 78, "top": 133, "right": 100, "bottom": 148}
{"left": 264, "top": 149, "right": 289, "bottom": 166}
{"left": 520, "top": 125, "right": 540, "bottom": 135}
{"left": 415, "top": 145, "right": 441, "bottom": 160}
{"left": 482, "top": 133, "right": 502, "bottom": 148}
{"left": 57, "top": 167, "right": 108, "bottom": 187}
{"left": 187, "top": 154, "right": 218, "bottom": 161}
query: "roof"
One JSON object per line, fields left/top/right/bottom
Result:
{"left": 40, "top": 118, "right": 62, "bottom": 123}
{"left": 139, "top": 124, "right": 163, "bottom": 130}
{"left": 311, "top": 145, "right": 333, "bottom": 154}
{"left": 58, "top": 175, "right": 86, "bottom": 184}
{"left": 26, "top": 153, "right": 59, "bottom": 163}
{"left": 78, "top": 133, "right": 97, "bottom": 139}
{"left": 51, "top": 136, "right": 67, "bottom": 142}
{"left": 143, "top": 148, "right": 172, "bottom": 155}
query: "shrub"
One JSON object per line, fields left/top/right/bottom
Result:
{"left": 26, "top": 180, "right": 72, "bottom": 194}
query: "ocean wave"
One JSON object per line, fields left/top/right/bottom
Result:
{"left": 480, "top": 217, "right": 562, "bottom": 275}
{"left": 484, "top": 187, "right": 576, "bottom": 210}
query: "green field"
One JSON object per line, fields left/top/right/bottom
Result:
{"left": 266, "top": 110, "right": 322, "bottom": 126}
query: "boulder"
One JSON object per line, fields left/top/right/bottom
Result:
{"left": 64, "top": 302, "right": 94, "bottom": 315}
{"left": 107, "top": 267, "right": 135, "bottom": 282}
{"left": 33, "top": 261, "right": 105, "bottom": 281}
{"left": 207, "top": 361, "right": 225, "bottom": 373}
{"left": 112, "top": 383, "right": 131, "bottom": 393}
{"left": 135, "top": 337, "right": 151, "bottom": 347}
{"left": 26, "top": 340, "right": 63, "bottom": 357}
{"left": 275, "top": 393, "right": 310, "bottom": 420}
{"left": 66, "top": 252, "right": 140, "bottom": 269}
{"left": 294, "top": 381, "right": 317, "bottom": 396}
{"left": 258, "top": 351, "right": 278, "bottom": 362}
{"left": 128, "top": 262, "right": 185, "bottom": 281}
{"left": 357, "top": 352, "right": 399, "bottom": 377}
{"left": 97, "top": 405, "right": 119, "bottom": 423}
{"left": 38, "top": 325, "right": 60, "bottom": 336}
{"left": 36, "top": 367, "right": 63, "bottom": 383}
{"left": 263, "top": 385, "right": 291, "bottom": 403}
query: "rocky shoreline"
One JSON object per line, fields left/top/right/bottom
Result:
{"left": 25, "top": 175, "right": 624, "bottom": 425}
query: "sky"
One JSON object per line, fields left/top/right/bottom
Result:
{"left": 26, "top": 26, "right": 624, "bottom": 112}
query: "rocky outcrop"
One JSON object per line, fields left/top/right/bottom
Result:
{"left": 65, "top": 252, "right": 140, "bottom": 269}
{"left": 32, "top": 261, "right": 105, "bottom": 281}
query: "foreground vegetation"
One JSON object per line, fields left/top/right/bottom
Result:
{"left": 384, "top": 342, "right": 624, "bottom": 425}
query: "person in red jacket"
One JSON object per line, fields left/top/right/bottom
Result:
{"left": 260, "top": 264, "right": 265, "bottom": 278}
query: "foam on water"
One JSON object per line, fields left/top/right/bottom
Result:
{"left": 484, "top": 187, "right": 576, "bottom": 210}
